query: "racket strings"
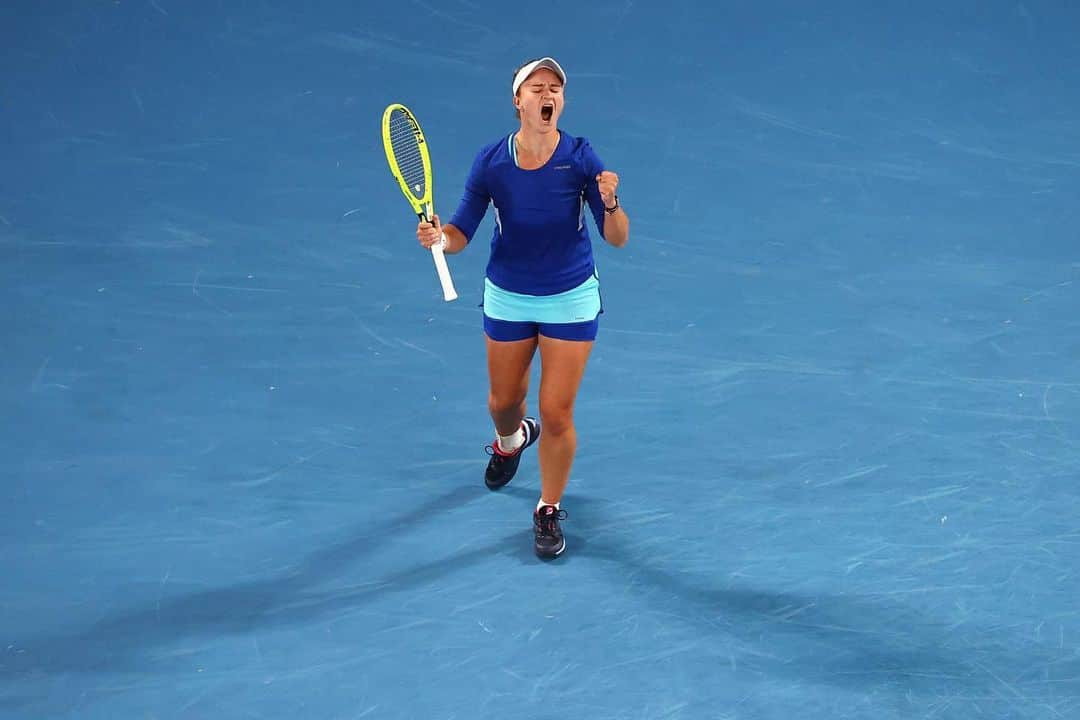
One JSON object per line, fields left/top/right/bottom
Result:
{"left": 388, "top": 111, "right": 427, "bottom": 200}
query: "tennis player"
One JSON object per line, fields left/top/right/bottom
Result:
{"left": 416, "top": 57, "right": 630, "bottom": 558}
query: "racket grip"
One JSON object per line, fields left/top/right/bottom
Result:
{"left": 430, "top": 242, "right": 458, "bottom": 302}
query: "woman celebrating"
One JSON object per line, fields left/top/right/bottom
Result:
{"left": 416, "top": 57, "right": 630, "bottom": 559}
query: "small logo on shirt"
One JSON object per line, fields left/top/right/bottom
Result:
{"left": 554, "top": 164, "right": 571, "bottom": 170}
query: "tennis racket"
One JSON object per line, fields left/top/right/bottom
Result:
{"left": 381, "top": 103, "right": 458, "bottom": 302}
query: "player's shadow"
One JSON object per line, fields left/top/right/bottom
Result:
{"left": 0, "top": 482, "right": 514, "bottom": 679}
{"left": 7, "top": 482, "right": 1072, "bottom": 704}
{"left": 565, "top": 494, "right": 1073, "bottom": 696}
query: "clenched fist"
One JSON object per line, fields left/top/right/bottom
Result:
{"left": 596, "top": 171, "right": 619, "bottom": 209}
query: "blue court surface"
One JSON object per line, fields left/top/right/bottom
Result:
{"left": 3, "top": 2, "right": 1080, "bottom": 718}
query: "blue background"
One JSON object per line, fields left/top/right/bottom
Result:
{"left": 3, "top": 1, "right": 1079, "bottom": 718}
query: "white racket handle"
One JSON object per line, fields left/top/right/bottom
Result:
{"left": 430, "top": 234, "right": 458, "bottom": 302}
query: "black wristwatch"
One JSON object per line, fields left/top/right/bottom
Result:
{"left": 604, "top": 195, "right": 620, "bottom": 214}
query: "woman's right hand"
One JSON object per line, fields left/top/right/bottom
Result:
{"left": 417, "top": 214, "right": 444, "bottom": 249}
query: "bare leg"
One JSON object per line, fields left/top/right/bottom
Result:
{"left": 536, "top": 335, "right": 593, "bottom": 505}
{"left": 485, "top": 335, "right": 537, "bottom": 436}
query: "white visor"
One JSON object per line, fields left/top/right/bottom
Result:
{"left": 512, "top": 57, "right": 567, "bottom": 95}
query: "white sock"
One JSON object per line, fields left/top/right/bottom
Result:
{"left": 497, "top": 425, "right": 525, "bottom": 454}
{"left": 537, "top": 499, "right": 560, "bottom": 511}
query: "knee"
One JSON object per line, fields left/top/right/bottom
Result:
{"left": 488, "top": 389, "right": 525, "bottom": 416}
{"left": 540, "top": 404, "right": 574, "bottom": 437}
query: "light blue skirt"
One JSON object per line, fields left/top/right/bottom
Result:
{"left": 482, "top": 273, "right": 602, "bottom": 324}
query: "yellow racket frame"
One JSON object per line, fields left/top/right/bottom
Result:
{"left": 381, "top": 103, "right": 434, "bottom": 220}
{"left": 380, "top": 103, "right": 458, "bottom": 302}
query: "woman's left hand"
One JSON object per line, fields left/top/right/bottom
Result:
{"left": 596, "top": 171, "right": 619, "bottom": 209}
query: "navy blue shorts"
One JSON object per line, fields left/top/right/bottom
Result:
{"left": 483, "top": 315, "right": 599, "bottom": 341}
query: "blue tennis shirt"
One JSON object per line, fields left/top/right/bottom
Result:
{"left": 448, "top": 131, "right": 609, "bottom": 296}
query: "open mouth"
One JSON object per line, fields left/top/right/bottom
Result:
{"left": 540, "top": 103, "right": 554, "bottom": 122}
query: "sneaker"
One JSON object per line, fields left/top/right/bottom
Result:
{"left": 484, "top": 417, "right": 540, "bottom": 490}
{"left": 533, "top": 505, "right": 567, "bottom": 559}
